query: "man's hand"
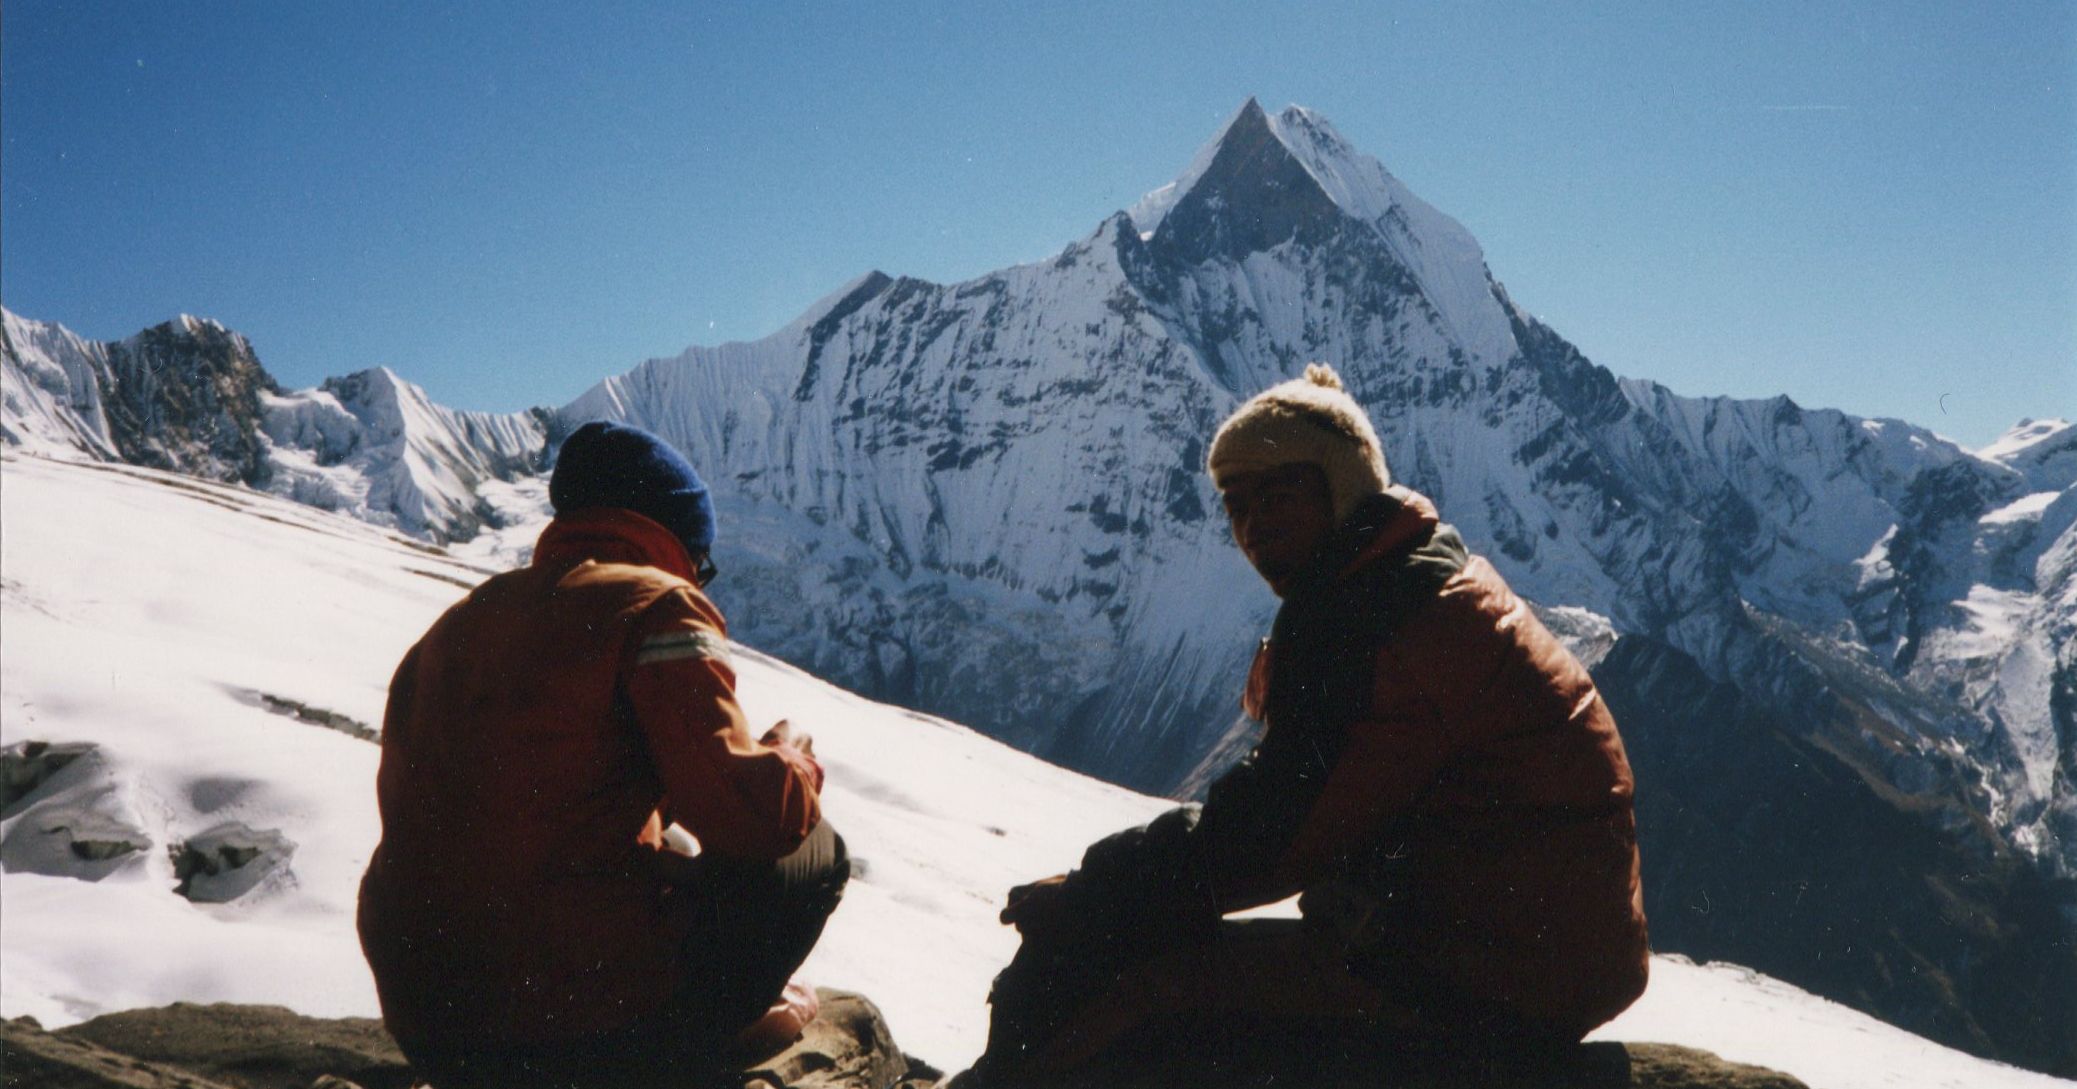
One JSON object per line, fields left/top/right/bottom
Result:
{"left": 999, "top": 873, "right": 1073, "bottom": 936}
{"left": 642, "top": 842, "right": 703, "bottom": 888}
{"left": 761, "top": 718, "right": 815, "bottom": 758}
{"left": 762, "top": 719, "right": 824, "bottom": 791}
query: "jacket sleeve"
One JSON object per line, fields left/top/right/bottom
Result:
{"left": 1269, "top": 682, "right": 1456, "bottom": 894}
{"left": 1270, "top": 592, "right": 1513, "bottom": 895}
{"left": 1080, "top": 650, "right": 1464, "bottom": 917}
{"left": 1067, "top": 707, "right": 1352, "bottom": 923}
{"left": 623, "top": 587, "right": 821, "bottom": 860}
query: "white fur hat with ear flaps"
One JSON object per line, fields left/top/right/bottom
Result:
{"left": 1206, "top": 363, "right": 1391, "bottom": 521}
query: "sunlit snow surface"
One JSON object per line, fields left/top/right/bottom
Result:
{"left": 1, "top": 453, "right": 2068, "bottom": 1087}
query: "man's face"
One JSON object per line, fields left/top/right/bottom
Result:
{"left": 1220, "top": 462, "right": 1336, "bottom": 593}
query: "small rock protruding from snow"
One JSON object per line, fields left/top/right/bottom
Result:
{"left": 0, "top": 742, "right": 154, "bottom": 882}
{"left": 2, "top": 740, "right": 99, "bottom": 816}
{"left": 170, "top": 823, "right": 296, "bottom": 903}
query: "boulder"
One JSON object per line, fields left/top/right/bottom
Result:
{"left": 27, "top": 1004, "right": 410, "bottom": 1089}
{"left": 744, "top": 991, "right": 931, "bottom": 1089}
{"left": 4, "top": 1014, "right": 236, "bottom": 1089}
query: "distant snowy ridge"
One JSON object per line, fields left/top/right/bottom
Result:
{"left": 259, "top": 367, "right": 549, "bottom": 537}
{"left": 2, "top": 309, "right": 549, "bottom": 538}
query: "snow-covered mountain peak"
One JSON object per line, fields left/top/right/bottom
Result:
{"left": 1982, "top": 417, "right": 2074, "bottom": 463}
{"left": 1133, "top": 97, "right": 1346, "bottom": 270}
{"left": 1976, "top": 418, "right": 2077, "bottom": 495}
{"left": 784, "top": 270, "right": 898, "bottom": 339}
{"left": 1261, "top": 103, "right": 1401, "bottom": 223}
{"left": 323, "top": 364, "right": 411, "bottom": 407}
{"left": 169, "top": 313, "right": 227, "bottom": 336}
{"left": 130, "top": 312, "right": 250, "bottom": 356}
{"left": 1128, "top": 99, "right": 1406, "bottom": 235}
{"left": 1124, "top": 99, "right": 1262, "bottom": 237}
{"left": 1125, "top": 100, "right": 1517, "bottom": 368}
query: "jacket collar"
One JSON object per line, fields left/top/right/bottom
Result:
{"left": 1278, "top": 485, "right": 1440, "bottom": 599}
{"left": 532, "top": 508, "right": 699, "bottom": 584}
{"left": 1338, "top": 485, "right": 1441, "bottom": 578}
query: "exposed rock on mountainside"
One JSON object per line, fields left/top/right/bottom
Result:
{"left": 0, "top": 315, "right": 278, "bottom": 481}
{"left": 2, "top": 311, "right": 549, "bottom": 540}
{"left": 1, "top": 738, "right": 301, "bottom": 907}
{"left": 1596, "top": 636, "right": 2077, "bottom": 1074}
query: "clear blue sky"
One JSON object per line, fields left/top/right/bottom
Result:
{"left": 4, "top": 2, "right": 2071, "bottom": 447}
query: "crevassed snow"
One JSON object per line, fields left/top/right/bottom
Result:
{"left": 3, "top": 451, "right": 2071, "bottom": 1087}
{"left": 1, "top": 307, "right": 120, "bottom": 460}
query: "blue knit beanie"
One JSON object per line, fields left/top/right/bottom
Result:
{"left": 549, "top": 421, "right": 716, "bottom": 555}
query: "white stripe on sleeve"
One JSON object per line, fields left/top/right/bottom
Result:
{"left": 635, "top": 629, "right": 732, "bottom": 667}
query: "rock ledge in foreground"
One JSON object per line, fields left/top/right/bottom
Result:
{"left": 2, "top": 991, "right": 926, "bottom": 1089}
{"left": 1, "top": 998, "right": 1809, "bottom": 1088}
{"left": 987, "top": 1013, "right": 1810, "bottom": 1089}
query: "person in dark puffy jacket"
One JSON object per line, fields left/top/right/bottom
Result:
{"left": 974, "top": 364, "right": 1648, "bottom": 1080}
{"left": 358, "top": 421, "right": 845, "bottom": 1088}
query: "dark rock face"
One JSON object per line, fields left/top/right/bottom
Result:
{"left": 1596, "top": 636, "right": 2077, "bottom": 1076}
{"left": 1, "top": 992, "right": 922, "bottom": 1089}
{"left": 1, "top": 741, "right": 97, "bottom": 815}
{"left": 1154, "top": 99, "right": 1348, "bottom": 267}
{"left": 99, "top": 319, "right": 280, "bottom": 486}
{"left": 168, "top": 823, "right": 295, "bottom": 904}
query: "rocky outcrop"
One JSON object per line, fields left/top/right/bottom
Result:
{"left": 6, "top": 1004, "right": 412, "bottom": 1089}
{"left": 0, "top": 741, "right": 155, "bottom": 883}
{"left": 0, "top": 998, "right": 1815, "bottom": 1089}
{"left": 1, "top": 992, "right": 928, "bottom": 1089}
{"left": 0, "top": 741, "right": 296, "bottom": 905}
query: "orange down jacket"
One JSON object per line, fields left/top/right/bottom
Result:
{"left": 1072, "top": 486, "right": 1648, "bottom": 1038}
{"left": 1255, "top": 487, "right": 1648, "bottom": 1036}
{"left": 357, "top": 508, "right": 822, "bottom": 1051}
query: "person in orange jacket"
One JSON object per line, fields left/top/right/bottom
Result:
{"left": 974, "top": 365, "right": 1648, "bottom": 1080}
{"left": 358, "top": 421, "right": 843, "bottom": 1088}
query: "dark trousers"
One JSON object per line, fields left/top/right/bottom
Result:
{"left": 981, "top": 910, "right": 1572, "bottom": 1081}
{"left": 406, "top": 821, "right": 848, "bottom": 1089}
